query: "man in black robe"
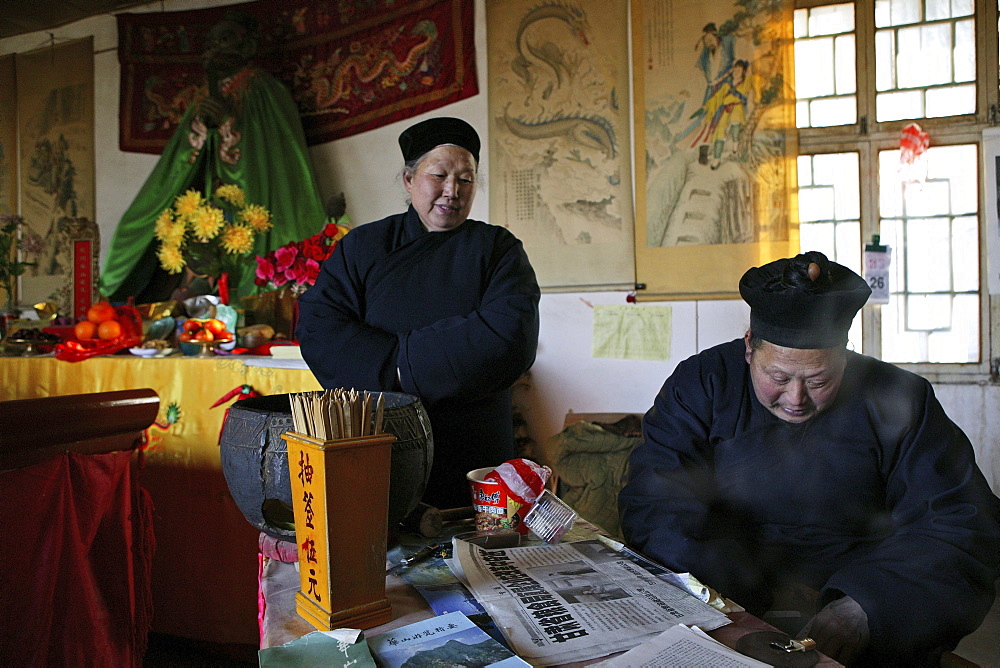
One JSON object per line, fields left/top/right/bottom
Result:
{"left": 618, "top": 251, "right": 1000, "bottom": 665}
{"left": 297, "top": 117, "right": 540, "bottom": 510}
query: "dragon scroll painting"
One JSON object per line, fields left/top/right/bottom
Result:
{"left": 487, "top": 0, "right": 635, "bottom": 290}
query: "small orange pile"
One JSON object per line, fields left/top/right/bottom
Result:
{"left": 179, "top": 318, "right": 232, "bottom": 343}
{"left": 74, "top": 301, "right": 121, "bottom": 341}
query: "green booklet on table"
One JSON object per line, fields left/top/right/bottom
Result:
{"left": 258, "top": 628, "right": 376, "bottom": 667}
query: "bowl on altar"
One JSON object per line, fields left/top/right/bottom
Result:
{"left": 219, "top": 392, "right": 433, "bottom": 542}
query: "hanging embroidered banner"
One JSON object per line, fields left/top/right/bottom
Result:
{"left": 117, "top": 0, "right": 477, "bottom": 154}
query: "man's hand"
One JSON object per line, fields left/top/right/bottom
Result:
{"left": 799, "top": 595, "right": 870, "bottom": 665}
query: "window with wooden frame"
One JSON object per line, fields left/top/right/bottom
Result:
{"left": 793, "top": 0, "right": 999, "bottom": 379}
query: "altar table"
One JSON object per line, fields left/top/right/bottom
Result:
{"left": 0, "top": 354, "right": 322, "bottom": 645}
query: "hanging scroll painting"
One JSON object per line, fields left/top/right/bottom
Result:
{"left": 632, "top": 0, "right": 799, "bottom": 299}
{"left": 16, "top": 38, "right": 96, "bottom": 313}
{"left": 0, "top": 55, "right": 16, "bottom": 217}
{"left": 487, "top": 0, "right": 635, "bottom": 291}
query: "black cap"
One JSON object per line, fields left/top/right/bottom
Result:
{"left": 739, "top": 251, "right": 871, "bottom": 349}
{"left": 398, "top": 117, "right": 480, "bottom": 164}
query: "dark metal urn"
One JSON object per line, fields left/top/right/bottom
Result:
{"left": 219, "top": 392, "right": 433, "bottom": 542}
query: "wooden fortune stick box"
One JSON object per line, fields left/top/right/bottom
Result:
{"left": 284, "top": 430, "right": 394, "bottom": 631}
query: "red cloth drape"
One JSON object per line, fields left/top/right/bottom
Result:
{"left": 0, "top": 451, "right": 155, "bottom": 667}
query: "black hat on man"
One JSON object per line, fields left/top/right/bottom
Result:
{"left": 739, "top": 251, "right": 871, "bottom": 349}
{"left": 398, "top": 117, "right": 480, "bottom": 164}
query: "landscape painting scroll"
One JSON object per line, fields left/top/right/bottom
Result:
{"left": 487, "top": 0, "right": 635, "bottom": 291}
{"left": 16, "top": 38, "right": 95, "bottom": 313}
{"left": 632, "top": 0, "right": 799, "bottom": 299}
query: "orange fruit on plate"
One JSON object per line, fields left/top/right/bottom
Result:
{"left": 74, "top": 320, "right": 97, "bottom": 340}
{"left": 203, "top": 318, "right": 227, "bottom": 336}
{"left": 87, "top": 301, "right": 117, "bottom": 323}
{"left": 97, "top": 319, "right": 122, "bottom": 340}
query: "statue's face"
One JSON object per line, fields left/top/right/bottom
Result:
{"left": 202, "top": 20, "right": 255, "bottom": 79}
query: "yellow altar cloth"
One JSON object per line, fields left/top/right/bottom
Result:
{"left": 0, "top": 355, "right": 322, "bottom": 645}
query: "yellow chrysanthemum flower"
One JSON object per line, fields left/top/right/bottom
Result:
{"left": 240, "top": 204, "right": 273, "bottom": 232}
{"left": 157, "top": 243, "right": 186, "bottom": 274}
{"left": 215, "top": 184, "right": 246, "bottom": 207}
{"left": 173, "top": 189, "right": 204, "bottom": 220}
{"left": 219, "top": 224, "right": 255, "bottom": 255}
{"left": 189, "top": 205, "right": 226, "bottom": 241}
{"left": 162, "top": 219, "right": 187, "bottom": 247}
{"left": 153, "top": 209, "right": 176, "bottom": 241}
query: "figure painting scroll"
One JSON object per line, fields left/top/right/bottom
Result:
{"left": 487, "top": 0, "right": 634, "bottom": 290}
{"left": 633, "top": 0, "right": 798, "bottom": 298}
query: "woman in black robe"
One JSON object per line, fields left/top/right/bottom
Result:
{"left": 296, "top": 117, "right": 540, "bottom": 510}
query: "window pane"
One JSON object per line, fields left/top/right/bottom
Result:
{"left": 813, "top": 153, "right": 861, "bottom": 219}
{"left": 928, "top": 294, "right": 979, "bottom": 363}
{"left": 906, "top": 218, "right": 952, "bottom": 291}
{"left": 926, "top": 0, "right": 953, "bottom": 20}
{"left": 954, "top": 19, "right": 975, "bottom": 82}
{"left": 835, "top": 34, "right": 857, "bottom": 93}
{"left": 809, "top": 3, "right": 855, "bottom": 35}
{"left": 927, "top": 144, "right": 979, "bottom": 213}
{"left": 794, "top": 7, "right": 808, "bottom": 38}
{"left": 905, "top": 180, "right": 951, "bottom": 217}
{"left": 799, "top": 186, "right": 836, "bottom": 221}
{"left": 875, "top": 30, "right": 896, "bottom": 91}
{"left": 877, "top": 0, "right": 923, "bottom": 27}
{"left": 924, "top": 84, "right": 976, "bottom": 117}
{"left": 809, "top": 97, "right": 858, "bottom": 127}
{"left": 796, "top": 100, "right": 811, "bottom": 128}
{"left": 796, "top": 39, "right": 836, "bottom": 98}
{"left": 898, "top": 24, "right": 953, "bottom": 88}
{"left": 879, "top": 152, "right": 905, "bottom": 218}
{"left": 952, "top": 215, "right": 979, "bottom": 292}
{"left": 877, "top": 90, "right": 924, "bottom": 121}
{"left": 907, "top": 293, "right": 953, "bottom": 329}
{"left": 801, "top": 221, "right": 836, "bottom": 251}
{"left": 952, "top": 0, "right": 974, "bottom": 17}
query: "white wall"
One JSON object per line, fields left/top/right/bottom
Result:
{"left": 3, "top": 0, "right": 996, "bottom": 493}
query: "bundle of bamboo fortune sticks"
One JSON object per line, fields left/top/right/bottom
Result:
{"left": 288, "top": 389, "right": 385, "bottom": 440}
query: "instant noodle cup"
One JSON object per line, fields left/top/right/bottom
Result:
{"left": 467, "top": 459, "right": 551, "bottom": 535}
{"left": 467, "top": 467, "right": 529, "bottom": 534}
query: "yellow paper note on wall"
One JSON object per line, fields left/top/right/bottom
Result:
{"left": 592, "top": 305, "right": 672, "bottom": 361}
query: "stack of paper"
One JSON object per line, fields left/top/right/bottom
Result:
{"left": 288, "top": 389, "right": 384, "bottom": 440}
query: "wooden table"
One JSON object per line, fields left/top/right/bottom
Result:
{"left": 0, "top": 354, "right": 321, "bottom": 645}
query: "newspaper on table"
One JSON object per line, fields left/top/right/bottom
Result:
{"left": 450, "top": 538, "right": 731, "bottom": 666}
{"left": 592, "top": 624, "right": 770, "bottom": 667}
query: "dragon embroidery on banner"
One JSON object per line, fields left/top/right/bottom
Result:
{"left": 504, "top": 3, "right": 617, "bottom": 162}
{"left": 293, "top": 19, "right": 439, "bottom": 115}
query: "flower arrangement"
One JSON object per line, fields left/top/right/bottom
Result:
{"left": 0, "top": 214, "right": 37, "bottom": 313}
{"left": 154, "top": 184, "right": 273, "bottom": 278}
{"left": 253, "top": 222, "right": 345, "bottom": 295}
